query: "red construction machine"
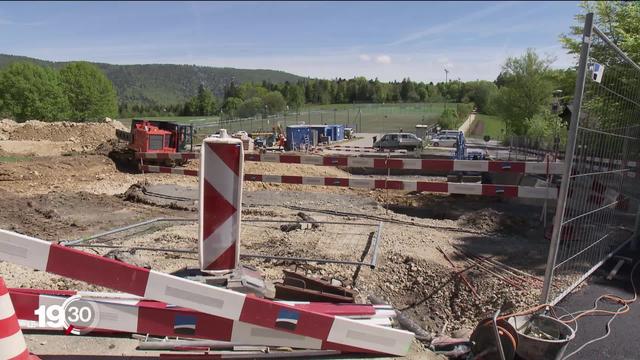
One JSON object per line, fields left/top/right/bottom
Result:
{"left": 112, "top": 119, "right": 194, "bottom": 169}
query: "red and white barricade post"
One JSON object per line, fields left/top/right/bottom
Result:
{"left": 199, "top": 131, "right": 244, "bottom": 272}
{"left": 0, "top": 278, "right": 37, "bottom": 360}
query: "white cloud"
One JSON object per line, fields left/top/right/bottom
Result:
{"left": 375, "top": 55, "right": 392, "bottom": 64}
{"left": 359, "top": 54, "right": 371, "bottom": 62}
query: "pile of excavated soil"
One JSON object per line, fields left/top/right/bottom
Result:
{"left": 458, "top": 208, "right": 529, "bottom": 234}
{"left": 0, "top": 118, "right": 127, "bottom": 156}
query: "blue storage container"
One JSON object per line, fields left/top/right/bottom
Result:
{"left": 285, "top": 125, "right": 311, "bottom": 150}
{"left": 309, "top": 125, "right": 329, "bottom": 145}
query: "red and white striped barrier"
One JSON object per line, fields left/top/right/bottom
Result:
{"left": 325, "top": 147, "right": 407, "bottom": 154}
{"left": 243, "top": 154, "right": 564, "bottom": 175}
{"left": 140, "top": 166, "right": 558, "bottom": 199}
{"left": 141, "top": 165, "right": 198, "bottom": 176}
{"left": 0, "top": 230, "right": 413, "bottom": 356}
{"left": 199, "top": 138, "right": 243, "bottom": 272}
{"left": 244, "top": 174, "right": 558, "bottom": 199}
{"left": 136, "top": 152, "right": 199, "bottom": 160}
{"left": 0, "top": 278, "right": 35, "bottom": 360}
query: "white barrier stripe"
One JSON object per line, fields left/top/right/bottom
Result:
{"left": 301, "top": 177, "right": 326, "bottom": 186}
{"left": 517, "top": 186, "right": 558, "bottom": 200}
{"left": 327, "top": 317, "right": 410, "bottom": 356}
{"left": 143, "top": 270, "right": 246, "bottom": 321}
{"left": 262, "top": 175, "right": 283, "bottom": 183}
{"left": 348, "top": 178, "right": 375, "bottom": 189}
{"left": 0, "top": 332, "right": 27, "bottom": 359}
{"left": 0, "top": 232, "right": 50, "bottom": 271}
{"left": 300, "top": 155, "right": 324, "bottom": 165}
{"left": 453, "top": 160, "right": 489, "bottom": 172}
{"left": 447, "top": 183, "right": 483, "bottom": 195}
{"left": 231, "top": 322, "right": 322, "bottom": 349}
{"left": 402, "top": 159, "right": 422, "bottom": 170}
{"left": 403, "top": 181, "right": 418, "bottom": 192}
{"left": 346, "top": 157, "right": 374, "bottom": 168}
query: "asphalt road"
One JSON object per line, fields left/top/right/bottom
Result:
{"left": 557, "top": 246, "right": 640, "bottom": 360}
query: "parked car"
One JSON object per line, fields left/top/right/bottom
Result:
{"left": 430, "top": 134, "right": 458, "bottom": 147}
{"left": 374, "top": 133, "right": 423, "bottom": 151}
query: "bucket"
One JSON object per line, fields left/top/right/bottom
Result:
{"left": 508, "top": 315, "right": 575, "bottom": 360}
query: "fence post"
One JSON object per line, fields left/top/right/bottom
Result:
{"left": 540, "top": 12, "right": 594, "bottom": 304}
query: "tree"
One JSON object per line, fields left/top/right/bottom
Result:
{"left": 222, "top": 97, "right": 243, "bottom": 117}
{"left": 262, "top": 91, "right": 286, "bottom": 115}
{"left": 561, "top": 1, "right": 640, "bottom": 63}
{"left": 464, "top": 81, "right": 498, "bottom": 114}
{"left": 59, "top": 62, "right": 118, "bottom": 121}
{"left": 237, "top": 97, "right": 264, "bottom": 118}
{"left": 493, "top": 49, "right": 554, "bottom": 135}
{"left": 286, "top": 85, "right": 305, "bottom": 110}
{"left": 0, "top": 62, "right": 69, "bottom": 121}
{"left": 195, "top": 84, "right": 217, "bottom": 116}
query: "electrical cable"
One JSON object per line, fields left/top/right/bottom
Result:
{"left": 495, "top": 260, "right": 639, "bottom": 360}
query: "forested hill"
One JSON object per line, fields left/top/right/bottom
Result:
{"left": 0, "top": 53, "right": 304, "bottom": 106}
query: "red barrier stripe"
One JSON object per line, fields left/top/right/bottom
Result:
{"left": 373, "top": 159, "right": 404, "bottom": 169}
{"left": 324, "top": 178, "right": 349, "bottom": 186}
{"left": 279, "top": 155, "right": 301, "bottom": 164}
{"left": 374, "top": 179, "right": 405, "bottom": 190}
{"left": 421, "top": 159, "right": 454, "bottom": 172}
{"left": 47, "top": 244, "right": 150, "bottom": 296}
{"left": 282, "top": 175, "right": 304, "bottom": 184}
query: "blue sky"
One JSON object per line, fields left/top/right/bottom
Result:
{"left": 0, "top": 1, "right": 581, "bottom": 82}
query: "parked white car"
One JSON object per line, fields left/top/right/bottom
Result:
{"left": 430, "top": 134, "right": 458, "bottom": 147}
{"left": 374, "top": 133, "right": 423, "bottom": 151}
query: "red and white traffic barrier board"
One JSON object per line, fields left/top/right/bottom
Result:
{"left": 199, "top": 138, "right": 244, "bottom": 272}
{"left": 140, "top": 166, "right": 558, "bottom": 199}
{"left": 243, "top": 153, "right": 564, "bottom": 175}
{"left": 136, "top": 152, "right": 199, "bottom": 161}
{"left": 244, "top": 174, "right": 558, "bottom": 199}
{"left": 10, "top": 289, "right": 390, "bottom": 347}
{"left": 141, "top": 165, "right": 198, "bottom": 176}
{"left": 0, "top": 278, "right": 34, "bottom": 360}
{"left": 0, "top": 230, "right": 413, "bottom": 356}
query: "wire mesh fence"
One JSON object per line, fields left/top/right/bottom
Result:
{"left": 541, "top": 13, "right": 640, "bottom": 304}
{"left": 204, "top": 103, "right": 450, "bottom": 136}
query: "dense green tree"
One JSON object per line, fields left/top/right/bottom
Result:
{"left": 286, "top": 85, "right": 305, "bottom": 110}
{"left": 59, "top": 62, "right": 118, "bottom": 121}
{"left": 0, "top": 62, "right": 69, "bottom": 121}
{"left": 195, "top": 84, "right": 218, "bottom": 116}
{"left": 262, "top": 91, "right": 286, "bottom": 114}
{"left": 493, "top": 49, "right": 554, "bottom": 135}
{"left": 464, "top": 81, "right": 498, "bottom": 113}
{"left": 237, "top": 97, "right": 264, "bottom": 118}
{"left": 222, "top": 97, "right": 243, "bottom": 117}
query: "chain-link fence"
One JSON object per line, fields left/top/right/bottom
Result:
{"left": 541, "top": 13, "right": 640, "bottom": 304}
{"left": 196, "top": 103, "right": 449, "bottom": 136}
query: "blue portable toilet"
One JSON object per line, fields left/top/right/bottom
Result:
{"left": 327, "top": 125, "right": 345, "bottom": 141}
{"left": 285, "top": 125, "right": 311, "bottom": 150}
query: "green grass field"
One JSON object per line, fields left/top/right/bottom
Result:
{"left": 118, "top": 102, "right": 455, "bottom": 134}
{"left": 470, "top": 114, "right": 506, "bottom": 140}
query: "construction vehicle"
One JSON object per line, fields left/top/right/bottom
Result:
{"left": 112, "top": 119, "right": 194, "bottom": 169}
{"left": 447, "top": 131, "right": 492, "bottom": 184}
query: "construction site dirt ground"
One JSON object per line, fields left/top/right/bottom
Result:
{"left": 0, "top": 121, "right": 554, "bottom": 358}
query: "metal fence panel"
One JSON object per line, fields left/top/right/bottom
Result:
{"left": 541, "top": 13, "right": 640, "bottom": 304}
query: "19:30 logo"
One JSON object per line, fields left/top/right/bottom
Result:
{"left": 34, "top": 296, "right": 99, "bottom": 335}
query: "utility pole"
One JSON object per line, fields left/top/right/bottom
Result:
{"left": 444, "top": 68, "right": 450, "bottom": 110}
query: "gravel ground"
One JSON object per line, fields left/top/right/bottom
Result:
{"left": 0, "top": 133, "right": 553, "bottom": 358}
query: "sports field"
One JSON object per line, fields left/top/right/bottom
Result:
{"left": 119, "top": 102, "right": 455, "bottom": 134}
